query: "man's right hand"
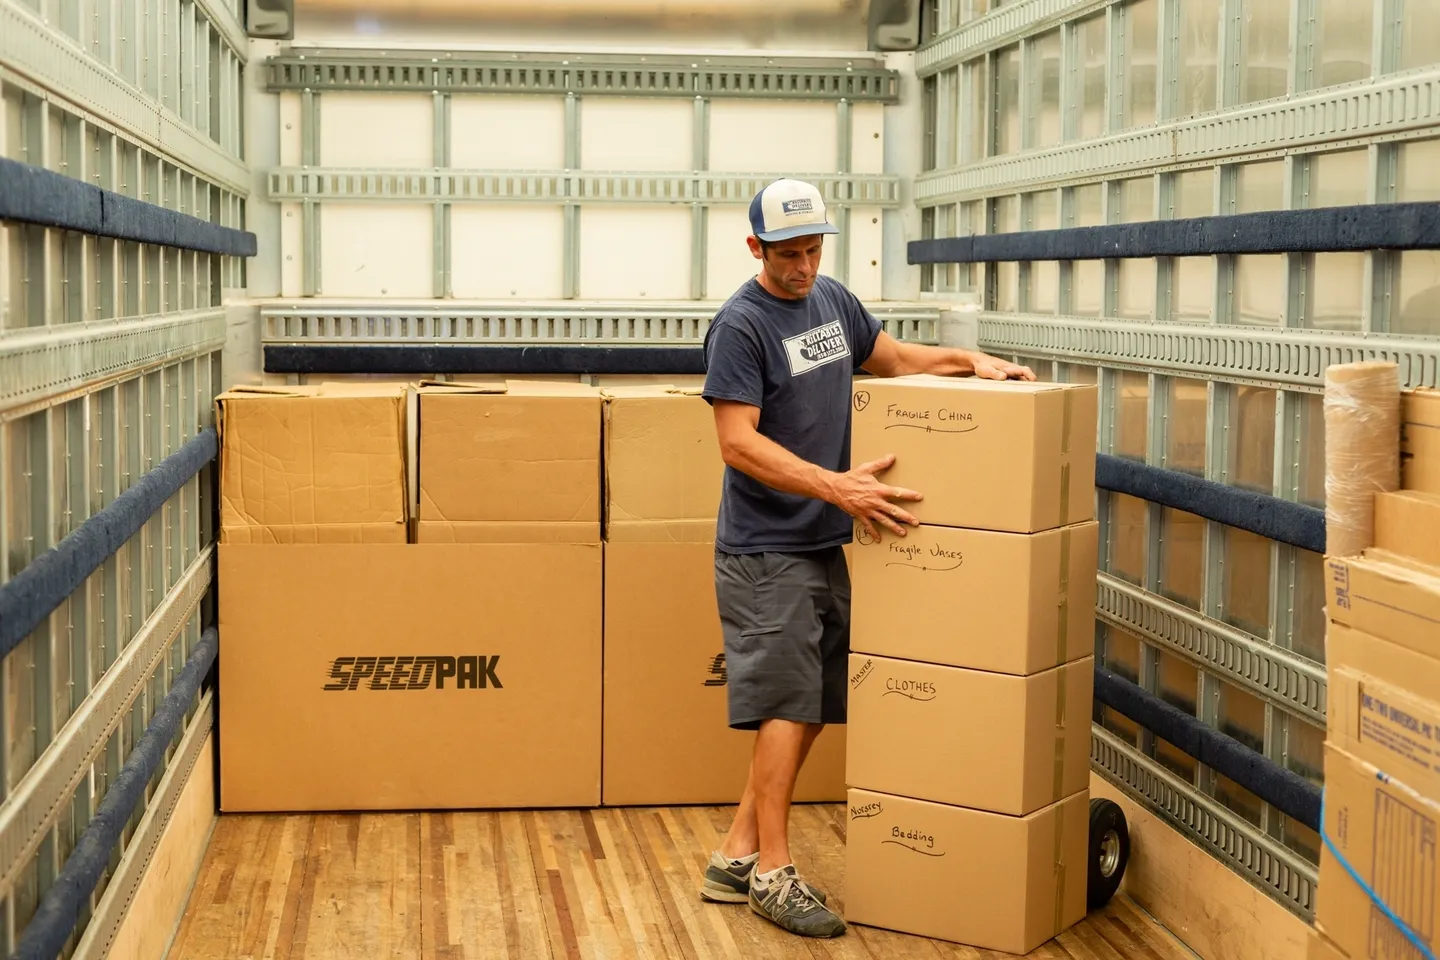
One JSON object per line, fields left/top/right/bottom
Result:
{"left": 825, "top": 454, "right": 923, "bottom": 540}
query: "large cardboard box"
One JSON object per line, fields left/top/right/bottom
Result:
{"left": 416, "top": 380, "right": 602, "bottom": 543}
{"left": 1402, "top": 388, "right": 1440, "bottom": 495}
{"left": 849, "top": 519, "right": 1098, "bottom": 675}
{"left": 600, "top": 385, "right": 845, "bottom": 803}
{"left": 1325, "top": 550, "right": 1440, "bottom": 664}
{"left": 1375, "top": 490, "right": 1440, "bottom": 569}
{"left": 850, "top": 375, "right": 1097, "bottom": 534}
{"left": 844, "top": 654, "right": 1092, "bottom": 815}
{"left": 1317, "top": 743, "right": 1440, "bottom": 960}
{"left": 217, "top": 542, "right": 602, "bottom": 811}
{"left": 603, "top": 538, "right": 847, "bottom": 805}
{"left": 216, "top": 383, "right": 408, "bottom": 543}
{"left": 1308, "top": 927, "right": 1349, "bottom": 960}
{"left": 844, "top": 787, "right": 1088, "bottom": 954}
{"left": 603, "top": 385, "right": 722, "bottom": 541}
{"left": 1326, "top": 621, "right": 1440, "bottom": 801}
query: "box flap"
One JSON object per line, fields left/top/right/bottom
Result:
{"left": 1403, "top": 387, "right": 1440, "bottom": 429}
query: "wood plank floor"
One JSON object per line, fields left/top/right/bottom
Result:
{"left": 168, "top": 804, "right": 1192, "bottom": 960}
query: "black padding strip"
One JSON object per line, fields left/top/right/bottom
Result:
{"left": 0, "top": 428, "right": 218, "bottom": 660}
{"left": 264, "top": 343, "right": 709, "bottom": 376}
{"left": 1097, "top": 454, "right": 1325, "bottom": 554}
{"left": 908, "top": 201, "right": 1440, "bottom": 263}
{"left": 0, "top": 157, "right": 257, "bottom": 257}
{"left": 1095, "top": 666, "right": 1321, "bottom": 831}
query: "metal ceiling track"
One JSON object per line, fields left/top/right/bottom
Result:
{"left": 263, "top": 48, "right": 902, "bottom": 102}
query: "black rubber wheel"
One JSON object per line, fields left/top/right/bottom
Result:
{"left": 1087, "top": 798, "right": 1129, "bottom": 911}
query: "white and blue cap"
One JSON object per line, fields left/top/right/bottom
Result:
{"left": 749, "top": 178, "right": 840, "bottom": 242}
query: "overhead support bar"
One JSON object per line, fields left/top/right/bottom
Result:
{"left": 264, "top": 50, "right": 901, "bottom": 102}
{"left": 264, "top": 344, "right": 709, "bottom": 376}
{"left": 908, "top": 202, "right": 1440, "bottom": 264}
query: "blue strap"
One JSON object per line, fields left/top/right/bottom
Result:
{"left": 1319, "top": 785, "right": 1438, "bottom": 960}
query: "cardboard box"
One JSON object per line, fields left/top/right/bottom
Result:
{"left": 217, "top": 542, "right": 602, "bottom": 811}
{"left": 1325, "top": 550, "right": 1440, "bottom": 664}
{"left": 1317, "top": 743, "right": 1440, "bottom": 960}
{"left": 849, "top": 519, "right": 1098, "bottom": 675}
{"left": 603, "top": 385, "right": 722, "bottom": 539}
{"left": 1375, "top": 490, "right": 1440, "bottom": 569}
{"left": 844, "top": 653, "right": 1092, "bottom": 816}
{"left": 416, "top": 380, "right": 601, "bottom": 543}
{"left": 1402, "top": 388, "right": 1440, "bottom": 495}
{"left": 602, "top": 538, "right": 846, "bottom": 805}
{"left": 1327, "top": 621, "right": 1440, "bottom": 801}
{"left": 850, "top": 375, "right": 1098, "bottom": 534}
{"left": 217, "top": 383, "right": 408, "bottom": 542}
{"left": 844, "top": 787, "right": 1088, "bottom": 954}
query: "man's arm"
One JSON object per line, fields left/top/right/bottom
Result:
{"left": 712, "top": 399, "right": 922, "bottom": 539}
{"left": 860, "top": 330, "right": 1036, "bottom": 381}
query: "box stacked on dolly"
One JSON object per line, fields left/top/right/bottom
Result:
{"left": 842, "top": 374, "right": 1100, "bottom": 954}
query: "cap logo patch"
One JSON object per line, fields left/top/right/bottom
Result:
{"left": 780, "top": 198, "right": 814, "bottom": 215}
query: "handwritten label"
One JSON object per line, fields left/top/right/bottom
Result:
{"left": 850, "top": 801, "right": 883, "bottom": 820}
{"left": 884, "top": 677, "right": 937, "bottom": 701}
{"left": 851, "top": 659, "right": 875, "bottom": 689}
{"left": 882, "top": 404, "right": 979, "bottom": 435}
{"left": 883, "top": 826, "right": 944, "bottom": 857}
{"left": 885, "top": 540, "right": 964, "bottom": 572}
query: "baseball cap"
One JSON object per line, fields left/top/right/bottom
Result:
{"left": 748, "top": 178, "right": 841, "bottom": 242}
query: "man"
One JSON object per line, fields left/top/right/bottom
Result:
{"left": 696, "top": 177, "right": 1035, "bottom": 939}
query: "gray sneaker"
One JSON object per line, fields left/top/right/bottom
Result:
{"left": 748, "top": 864, "right": 846, "bottom": 938}
{"left": 699, "top": 852, "right": 830, "bottom": 905}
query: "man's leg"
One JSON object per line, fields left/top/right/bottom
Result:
{"left": 717, "top": 721, "right": 822, "bottom": 863}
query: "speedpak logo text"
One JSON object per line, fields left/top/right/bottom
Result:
{"left": 323, "top": 656, "right": 502, "bottom": 691}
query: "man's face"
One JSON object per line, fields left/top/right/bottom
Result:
{"left": 749, "top": 233, "right": 824, "bottom": 298}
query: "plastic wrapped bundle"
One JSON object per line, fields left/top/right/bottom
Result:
{"left": 1324, "top": 361, "right": 1401, "bottom": 558}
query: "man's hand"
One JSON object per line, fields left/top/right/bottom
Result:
{"left": 823, "top": 454, "right": 923, "bottom": 541}
{"left": 971, "top": 354, "right": 1036, "bottom": 381}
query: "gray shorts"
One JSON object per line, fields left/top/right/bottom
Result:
{"left": 713, "top": 546, "right": 850, "bottom": 731}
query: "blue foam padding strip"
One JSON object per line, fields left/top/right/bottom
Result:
{"left": 1094, "top": 666, "right": 1321, "bottom": 830}
{"left": 1096, "top": 454, "right": 1325, "bottom": 554}
{"left": 264, "top": 343, "right": 709, "bottom": 375}
{"left": 0, "top": 428, "right": 217, "bottom": 660}
{"left": 0, "top": 157, "right": 257, "bottom": 257}
{"left": 11, "top": 628, "right": 217, "bottom": 960}
{"left": 907, "top": 201, "right": 1440, "bottom": 263}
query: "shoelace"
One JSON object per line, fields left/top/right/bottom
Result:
{"left": 767, "top": 872, "right": 820, "bottom": 915}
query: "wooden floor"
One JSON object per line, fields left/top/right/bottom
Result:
{"left": 168, "top": 804, "right": 1193, "bottom": 960}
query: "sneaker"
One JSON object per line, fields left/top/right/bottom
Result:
{"left": 699, "top": 852, "right": 830, "bottom": 905}
{"left": 748, "top": 864, "right": 846, "bottom": 938}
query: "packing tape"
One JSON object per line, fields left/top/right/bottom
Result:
{"left": 1052, "top": 802, "right": 1067, "bottom": 935}
{"left": 1056, "top": 526, "right": 1071, "bottom": 664}
{"left": 1058, "top": 389, "right": 1074, "bottom": 523}
{"left": 1052, "top": 665, "right": 1068, "bottom": 803}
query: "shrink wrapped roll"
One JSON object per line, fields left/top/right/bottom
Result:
{"left": 1323, "top": 361, "right": 1401, "bottom": 558}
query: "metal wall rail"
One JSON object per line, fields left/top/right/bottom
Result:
{"left": 264, "top": 48, "right": 901, "bottom": 102}
{"left": 0, "top": 157, "right": 258, "bottom": 257}
{"left": 907, "top": 202, "right": 1440, "bottom": 264}
{"left": 266, "top": 168, "right": 903, "bottom": 207}
{"left": 11, "top": 630, "right": 217, "bottom": 960}
{"left": 914, "top": 66, "right": 1440, "bottom": 205}
{"left": 916, "top": 0, "right": 1112, "bottom": 76}
{"left": 978, "top": 315, "right": 1440, "bottom": 391}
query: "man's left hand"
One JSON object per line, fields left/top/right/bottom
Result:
{"left": 972, "top": 354, "right": 1036, "bottom": 381}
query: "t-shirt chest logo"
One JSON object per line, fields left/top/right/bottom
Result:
{"left": 781, "top": 320, "right": 850, "bottom": 377}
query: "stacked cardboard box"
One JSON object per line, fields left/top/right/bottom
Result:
{"left": 216, "top": 380, "right": 603, "bottom": 812}
{"left": 842, "top": 374, "right": 1099, "bottom": 954}
{"left": 1316, "top": 387, "right": 1440, "bottom": 960}
{"left": 600, "top": 385, "right": 846, "bottom": 805}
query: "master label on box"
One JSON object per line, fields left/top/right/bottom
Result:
{"left": 850, "top": 519, "right": 1097, "bottom": 675}
{"left": 850, "top": 375, "right": 1097, "bottom": 534}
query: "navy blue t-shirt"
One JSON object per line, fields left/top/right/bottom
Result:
{"left": 701, "top": 274, "right": 883, "bottom": 555}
